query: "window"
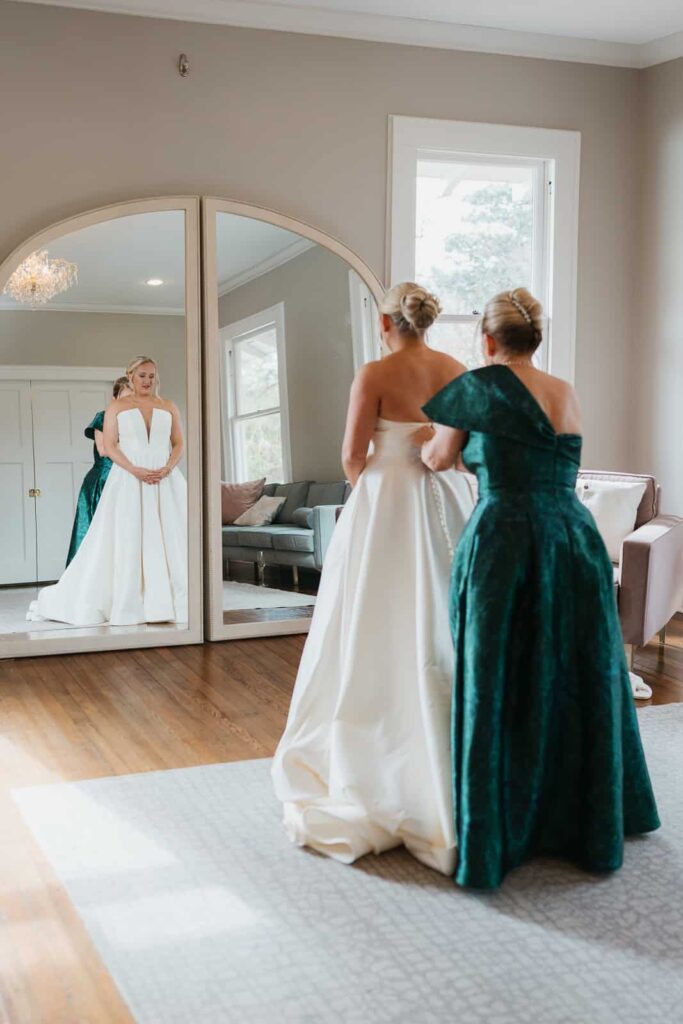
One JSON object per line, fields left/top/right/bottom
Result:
{"left": 390, "top": 117, "right": 580, "bottom": 380}
{"left": 348, "top": 271, "right": 381, "bottom": 370}
{"left": 222, "top": 303, "right": 291, "bottom": 483}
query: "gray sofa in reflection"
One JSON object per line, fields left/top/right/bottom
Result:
{"left": 222, "top": 480, "right": 351, "bottom": 584}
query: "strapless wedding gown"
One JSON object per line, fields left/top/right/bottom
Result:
{"left": 271, "top": 418, "right": 475, "bottom": 874}
{"left": 27, "top": 408, "right": 187, "bottom": 626}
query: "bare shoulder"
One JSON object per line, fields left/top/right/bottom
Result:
{"left": 352, "top": 359, "right": 383, "bottom": 388}
{"left": 158, "top": 397, "right": 178, "bottom": 413}
{"left": 433, "top": 351, "right": 467, "bottom": 379}
{"left": 542, "top": 369, "right": 573, "bottom": 391}
{"left": 106, "top": 397, "right": 129, "bottom": 413}
{"left": 543, "top": 371, "right": 580, "bottom": 405}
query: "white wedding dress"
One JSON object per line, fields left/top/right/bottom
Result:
{"left": 271, "top": 418, "right": 475, "bottom": 874}
{"left": 27, "top": 408, "right": 187, "bottom": 626}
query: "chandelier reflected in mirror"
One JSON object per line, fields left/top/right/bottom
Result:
{"left": 4, "top": 249, "right": 78, "bottom": 305}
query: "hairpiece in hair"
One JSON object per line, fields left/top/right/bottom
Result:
{"left": 509, "top": 292, "right": 532, "bottom": 324}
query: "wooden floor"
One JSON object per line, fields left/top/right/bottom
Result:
{"left": 0, "top": 637, "right": 303, "bottom": 1024}
{"left": 0, "top": 622, "right": 681, "bottom": 1023}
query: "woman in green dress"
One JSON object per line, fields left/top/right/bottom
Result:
{"left": 418, "top": 288, "right": 659, "bottom": 889}
{"left": 65, "top": 376, "right": 130, "bottom": 566}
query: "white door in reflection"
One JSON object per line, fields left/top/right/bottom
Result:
{"left": 222, "top": 302, "right": 291, "bottom": 484}
{"left": 31, "top": 380, "right": 111, "bottom": 580}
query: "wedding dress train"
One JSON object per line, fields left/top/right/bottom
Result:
{"left": 27, "top": 408, "right": 187, "bottom": 626}
{"left": 272, "top": 418, "right": 475, "bottom": 874}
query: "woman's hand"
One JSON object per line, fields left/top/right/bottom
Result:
{"left": 143, "top": 465, "right": 171, "bottom": 485}
{"left": 420, "top": 424, "right": 468, "bottom": 472}
{"left": 411, "top": 424, "right": 436, "bottom": 448}
{"left": 132, "top": 466, "right": 158, "bottom": 484}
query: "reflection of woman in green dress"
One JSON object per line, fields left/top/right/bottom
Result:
{"left": 419, "top": 288, "right": 659, "bottom": 889}
{"left": 66, "top": 376, "right": 130, "bottom": 566}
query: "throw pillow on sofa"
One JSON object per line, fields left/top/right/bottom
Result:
{"left": 221, "top": 477, "right": 266, "bottom": 524}
{"left": 291, "top": 507, "right": 314, "bottom": 529}
{"left": 234, "top": 495, "right": 287, "bottom": 527}
{"left": 271, "top": 482, "right": 312, "bottom": 523}
{"left": 576, "top": 479, "right": 647, "bottom": 561}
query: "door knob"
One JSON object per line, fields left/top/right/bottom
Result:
{"left": 28, "top": 488, "right": 41, "bottom": 497}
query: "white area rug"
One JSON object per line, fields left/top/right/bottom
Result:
{"left": 223, "top": 580, "right": 315, "bottom": 611}
{"left": 0, "top": 586, "right": 83, "bottom": 634}
{"left": 13, "top": 707, "right": 683, "bottom": 1024}
{"left": 0, "top": 587, "right": 187, "bottom": 637}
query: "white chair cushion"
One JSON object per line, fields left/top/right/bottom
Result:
{"left": 576, "top": 478, "right": 647, "bottom": 562}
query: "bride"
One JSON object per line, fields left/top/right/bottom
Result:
{"left": 272, "top": 283, "right": 474, "bottom": 874}
{"left": 27, "top": 355, "right": 187, "bottom": 627}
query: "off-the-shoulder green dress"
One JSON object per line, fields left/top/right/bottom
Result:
{"left": 423, "top": 365, "right": 659, "bottom": 889}
{"left": 65, "top": 411, "right": 113, "bottom": 566}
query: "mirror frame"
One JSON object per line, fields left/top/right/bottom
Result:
{"left": 202, "top": 197, "right": 384, "bottom": 641}
{"left": 0, "top": 196, "right": 203, "bottom": 659}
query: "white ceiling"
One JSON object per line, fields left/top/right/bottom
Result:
{"left": 216, "top": 216, "right": 309, "bottom": 296}
{"left": 10, "top": 0, "right": 683, "bottom": 67}
{"left": 0, "top": 211, "right": 310, "bottom": 315}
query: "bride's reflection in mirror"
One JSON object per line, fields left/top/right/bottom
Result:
{"left": 0, "top": 210, "right": 189, "bottom": 641}
{"left": 216, "top": 213, "right": 379, "bottom": 626}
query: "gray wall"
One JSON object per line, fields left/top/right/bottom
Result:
{"left": 219, "top": 245, "right": 354, "bottom": 481}
{"left": 637, "top": 57, "right": 683, "bottom": 512}
{"left": 0, "top": 309, "right": 187, "bottom": 419}
{"left": 1, "top": 1, "right": 641, "bottom": 470}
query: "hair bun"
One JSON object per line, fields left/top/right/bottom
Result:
{"left": 399, "top": 286, "right": 442, "bottom": 331}
{"left": 481, "top": 287, "right": 544, "bottom": 355}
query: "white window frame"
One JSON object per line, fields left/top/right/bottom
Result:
{"left": 348, "top": 270, "right": 381, "bottom": 370}
{"left": 220, "top": 301, "right": 292, "bottom": 483}
{"left": 388, "top": 116, "right": 581, "bottom": 382}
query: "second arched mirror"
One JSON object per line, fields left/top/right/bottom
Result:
{"left": 203, "top": 200, "right": 383, "bottom": 640}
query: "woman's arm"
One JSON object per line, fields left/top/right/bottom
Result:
{"left": 420, "top": 424, "right": 468, "bottom": 472}
{"left": 102, "top": 404, "right": 155, "bottom": 482}
{"left": 94, "top": 429, "right": 106, "bottom": 458}
{"left": 150, "top": 403, "right": 184, "bottom": 481}
{"left": 341, "top": 364, "right": 380, "bottom": 487}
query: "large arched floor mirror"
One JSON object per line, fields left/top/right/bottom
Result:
{"left": 203, "top": 199, "right": 383, "bottom": 640}
{"left": 0, "top": 198, "right": 202, "bottom": 658}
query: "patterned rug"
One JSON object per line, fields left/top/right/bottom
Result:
{"left": 13, "top": 706, "right": 683, "bottom": 1023}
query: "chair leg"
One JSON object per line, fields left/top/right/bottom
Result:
{"left": 659, "top": 625, "right": 667, "bottom": 646}
{"left": 625, "top": 643, "right": 635, "bottom": 670}
{"left": 292, "top": 565, "right": 300, "bottom": 590}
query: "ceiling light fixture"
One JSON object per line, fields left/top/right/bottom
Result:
{"left": 146, "top": 278, "right": 164, "bottom": 287}
{"left": 4, "top": 249, "right": 78, "bottom": 306}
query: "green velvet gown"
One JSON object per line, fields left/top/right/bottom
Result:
{"left": 423, "top": 365, "right": 660, "bottom": 889}
{"left": 65, "top": 411, "right": 112, "bottom": 567}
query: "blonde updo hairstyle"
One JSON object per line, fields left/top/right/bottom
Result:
{"left": 481, "top": 288, "right": 543, "bottom": 355}
{"left": 380, "top": 282, "right": 442, "bottom": 335}
{"left": 112, "top": 375, "right": 131, "bottom": 399}
{"left": 126, "top": 355, "right": 160, "bottom": 396}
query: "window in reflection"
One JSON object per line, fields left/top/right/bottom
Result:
{"left": 224, "top": 307, "right": 289, "bottom": 483}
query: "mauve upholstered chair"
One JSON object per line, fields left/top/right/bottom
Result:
{"left": 576, "top": 471, "right": 683, "bottom": 658}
